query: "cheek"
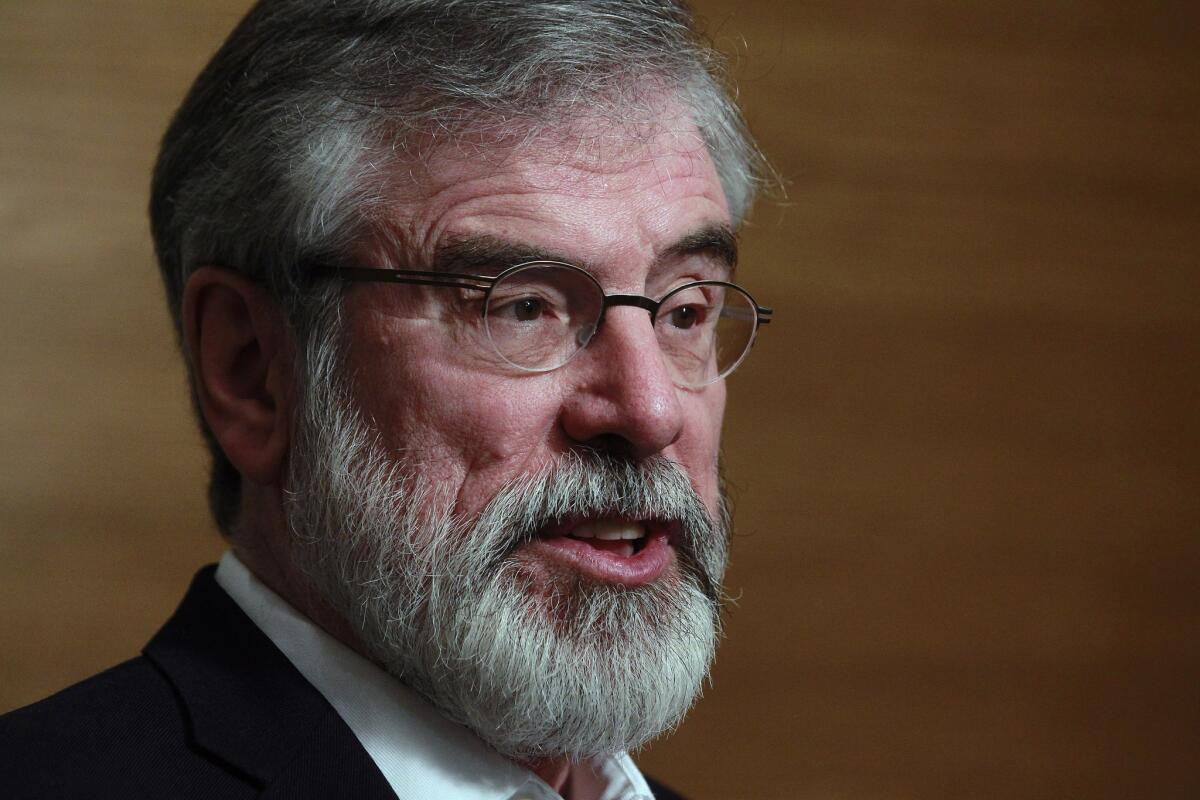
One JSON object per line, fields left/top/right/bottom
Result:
{"left": 346, "top": 331, "right": 564, "bottom": 499}
{"left": 674, "top": 384, "right": 726, "bottom": 512}
{"left": 339, "top": 295, "right": 728, "bottom": 515}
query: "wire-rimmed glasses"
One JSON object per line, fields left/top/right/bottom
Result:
{"left": 312, "top": 261, "right": 772, "bottom": 388}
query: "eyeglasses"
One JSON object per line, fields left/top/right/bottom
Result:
{"left": 312, "top": 261, "right": 772, "bottom": 388}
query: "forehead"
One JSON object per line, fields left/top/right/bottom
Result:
{"left": 375, "top": 107, "right": 732, "bottom": 278}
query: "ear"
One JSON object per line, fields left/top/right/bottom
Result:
{"left": 182, "top": 266, "right": 292, "bottom": 488}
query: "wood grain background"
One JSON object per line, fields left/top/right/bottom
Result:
{"left": 1, "top": 1, "right": 1197, "bottom": 798}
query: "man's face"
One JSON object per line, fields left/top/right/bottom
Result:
{"left": 284, "top": 111, "right": 734, "bottom": 760}
{"left": 342, "top": 117, "right": 731, "bottom": 580}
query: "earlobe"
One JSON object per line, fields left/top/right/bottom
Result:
{"left": 182, "top": 267, "right": 292, "bottom": 488}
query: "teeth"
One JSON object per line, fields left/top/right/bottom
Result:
{"left": 570, "top": 520, "right": 646, "bottom": 541}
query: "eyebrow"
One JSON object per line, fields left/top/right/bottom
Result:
{"left": 430, "top": 236, "right": 572, "bottom": 276}
{"left": 428, "top": 223, "right": 738, "bottom": 278}
{"left": 654, "top": 224, "right": 738, "bottom": 277}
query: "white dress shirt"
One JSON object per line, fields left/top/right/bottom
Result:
{"left": 215, "top": 551, "right": 656, "bottom": 800}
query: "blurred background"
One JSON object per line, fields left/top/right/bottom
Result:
{"left": 1, "top": 1, "right": 1197, "bottom": 798}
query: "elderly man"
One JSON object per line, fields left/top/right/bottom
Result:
{"left": 1, "top": 1, "right": 771, "bottom": 798}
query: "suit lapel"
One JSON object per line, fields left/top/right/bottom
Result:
{"left": 144, "top": 566, "right": 397, "bottom": 799}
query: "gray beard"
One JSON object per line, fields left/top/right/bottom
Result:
{"left": 282, "top": 373, "right": 729, "bottom": 761}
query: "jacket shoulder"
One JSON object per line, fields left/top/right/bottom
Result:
{"left": 0, "top": 656, "right": 251, "bottom": 799}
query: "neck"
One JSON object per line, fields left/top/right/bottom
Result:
{"left": 525, "top": 757, "right": 572, "bottom": 796}
{"left": 229, "top": 491, "right": 377, "bottom": 664}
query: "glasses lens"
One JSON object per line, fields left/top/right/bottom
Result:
{"left": 655, "top": 282, "right": 758, "bottom": 387}
{"left": 483, "top": 263, "right": 603, "bottom": 372}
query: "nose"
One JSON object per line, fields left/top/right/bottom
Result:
{"left": 558, "top": 306, "right": 684, "bottom": 460}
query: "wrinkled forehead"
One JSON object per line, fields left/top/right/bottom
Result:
{"left": 402, "top": 97, "right": 719, "bottom": 197}
{"left": 364, "top": 100, "right": 731, "bottom": 271}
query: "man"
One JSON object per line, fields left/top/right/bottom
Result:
{"left": 0, "top": 1, "right": 771, "bottom": 798}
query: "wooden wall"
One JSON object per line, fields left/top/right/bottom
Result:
{"left": 1, "top": 1, "right": 1196, "bottom": 797}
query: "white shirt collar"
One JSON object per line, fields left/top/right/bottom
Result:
{"left": 214, "top": 551, "right": 655, "bottom": 800}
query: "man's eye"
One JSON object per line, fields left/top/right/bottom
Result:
{"left": 668, "top": 304, "right": 702, "bottom": 329}
{"left": 512, "top": 297, "right": 544, "bottom": 321}
{"left": 492, "top": 295, "right": 551, "bottom": 322}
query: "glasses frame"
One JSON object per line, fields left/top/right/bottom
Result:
{"left": 310, "top": 260, "right": 773, "bottom": 385}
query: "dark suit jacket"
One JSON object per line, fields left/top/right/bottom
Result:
{"left": 0, "top": 567, "right": 687, "bottom": 799}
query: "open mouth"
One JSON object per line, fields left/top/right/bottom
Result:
{"left": 523, "top": 517, "right": 675, "bottom": 586}
{"left": 564, "top": 519, "right": 650, "bottom": 557}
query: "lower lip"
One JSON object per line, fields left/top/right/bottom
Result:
{"left": 521, "top": 529, "right": 673, "bottom": 586}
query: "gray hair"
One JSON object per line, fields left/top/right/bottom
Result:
{"left": 150, "top": 0, "right": 768, "bottom": 534}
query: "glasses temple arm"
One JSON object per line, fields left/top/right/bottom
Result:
{"left": 308, "top": 264, "right": 493, "bottom": 292}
